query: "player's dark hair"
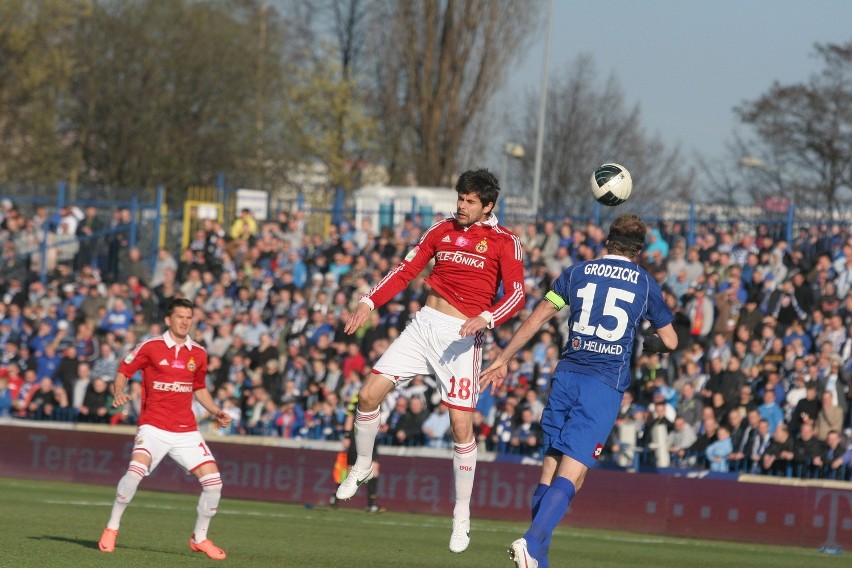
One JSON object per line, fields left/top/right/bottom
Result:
{"left": 607, "top": 214, "right": 646, "bottom": 258}
{"left": 166, "top": 297, "right": 194, "bottom": 317}
{"left": 456, "top": 168, "right": 500, "bottom": 208}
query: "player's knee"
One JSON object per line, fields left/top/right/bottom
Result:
{"left": 357, "top": 391, "right": 383, "bottom": 412}
{"left": 450, "top": 422, "right": 474, "bottom": 444}
{"left": 358, "top": 375, "right": 394, "bottom": 410}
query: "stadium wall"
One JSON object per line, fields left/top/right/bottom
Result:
{"left": 1, "top": 423, "right": 849, "bottom": 550}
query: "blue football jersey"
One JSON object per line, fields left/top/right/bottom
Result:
{"left": 547, "top": 255, "right": 673, "bottom": 392}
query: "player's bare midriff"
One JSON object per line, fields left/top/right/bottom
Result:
{"left": 425, "top": 291, "right": 467, "bottom": 320}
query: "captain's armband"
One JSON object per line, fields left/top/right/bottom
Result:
{"left": 544, "top": 290, "right": 566, "bottom": 310}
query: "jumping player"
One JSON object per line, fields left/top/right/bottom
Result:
{"left": 335, "top": 168, "right": 525, "bottom": 553}
{"left": 480, "top": 213, "right": 677, "bottom": 568}
{"left": 98, "top": 298, "right": 231, "bottom": 560}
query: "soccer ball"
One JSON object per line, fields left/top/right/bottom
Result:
{"left": 590, "top": 163, "right": 632, "bottom": 206}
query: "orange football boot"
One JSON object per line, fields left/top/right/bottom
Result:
{"left": 189, "top": 535, "right": 227, "bottom": 560}
{"left": 98, "top": 528, "right": 118, "bottom": 552}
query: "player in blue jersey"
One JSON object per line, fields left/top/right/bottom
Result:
{"left": 480, "top": 213, "right": 677, "bottom": 568}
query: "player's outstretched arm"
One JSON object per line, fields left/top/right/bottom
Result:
{"left": 479, "top": 363, "right": 508, "bottom": 395}
{"left": 344, "top": 301, "right": 372, "bottom": 335}
{"left": 479, "top": 300, "right": 558, "bottom": 394}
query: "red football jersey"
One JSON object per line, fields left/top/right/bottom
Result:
{"left": 366, "top": 215, "right": 525, "bottom": 326}
{"left": 119, "top": 331, "right": 208, "bottom": 433}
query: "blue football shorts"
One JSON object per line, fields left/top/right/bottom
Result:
{"left": 541, "top": 370, "right": 622, "bottom": 469}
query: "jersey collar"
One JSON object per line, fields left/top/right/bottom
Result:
{"left": 453, "top": 213, "right": 498, "bottom": 229}
{"left": 163, "top": 330, "right": 196, "bottom": 351}
{"left": 479, "top": 214, "right": 498, "bottom": 228}
{"left": 603, "top": 254, "right": 635, "bottom": 263}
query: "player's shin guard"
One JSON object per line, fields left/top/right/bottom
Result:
{"left": 452, "top": 439, "right": 477, "bottom": 521}
{"left": 352, "top": 407, "right": 381, "bottom": 471}
{"left": 193, "top": 473, "right": 223, "bottom": 542}
{"left": 525, "top": 476, "right": 575, "bottom": 559}
{"left": 107, "top": 461, "right": 148, "bottom": 529}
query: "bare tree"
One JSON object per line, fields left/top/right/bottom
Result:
{"left": 734, "top": 41, "right": 852, "bottom": 211}
{"left": 364, "top": 0, "right": 540, "bottom": 186}
{"left": 512, "top": 55, "right": 694, "bottom": 221}
{"left": 326, "top": 0, "right": 372, "bottom": 79}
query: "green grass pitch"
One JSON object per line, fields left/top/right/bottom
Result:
{"left": 0, "top": 476, "right": 844, "bottom": 567}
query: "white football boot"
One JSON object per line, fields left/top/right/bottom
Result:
{"left": 448, "top": 518, "right": 470, "bottom": 553}
{"left": 335, "top": 466, "right": 373, "bottom": 500}
{"left": 509, "top": 538, "right": 538, "bottom": 568}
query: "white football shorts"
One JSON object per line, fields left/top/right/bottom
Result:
{"left": 131, "top": 424, "right": 217, "bottom": 474}
{"left": 372, "top": 306, "right": 484, "bottom": 411}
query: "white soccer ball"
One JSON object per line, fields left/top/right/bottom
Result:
{"left": 590, "top": 163, "right": 632, "bottom": 206}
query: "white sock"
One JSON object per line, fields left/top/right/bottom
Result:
{"left": 452, "top": 439, "right": 477, "bottom": 521}
{"left": 193, "top": 473, "right": 223, "bottom": 542}
{"left": 352, "top": 407, "right": 381, "bottom": 471}
{"left": 107, "top": 461, "right": 147, "bottom": 529}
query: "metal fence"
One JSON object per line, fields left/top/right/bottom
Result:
{"left": 4, "top": 180, "right": 852, "bottom": 285}
{"left": 0, "top": 183, "right": 169, "bottom": 283}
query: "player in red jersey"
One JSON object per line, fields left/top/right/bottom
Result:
{"left": 98, "top": 298, "right": 231, "bottom": 560}
{"left": 335, "top": 168, "right": 525, "bottom": 553}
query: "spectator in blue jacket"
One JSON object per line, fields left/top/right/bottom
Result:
{"left": 758, "top": 389, "right": 784, "bottom": 435}
{"left": 0, "top": 377, "right": 12, "bottom": 417}
{"left": 705, "top": 426, "right": 733, "bottom": 472}
{"left": 99, "top": 298, "right": 134, "bottom": 336}
{"left": 34, "top": 343, "right": 61, "bottom": 382}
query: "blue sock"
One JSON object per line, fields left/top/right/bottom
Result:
{"left": 531, "top": 483, "right": 548, "bottom": 519}
{"left": 530, "top": 483, "right": 552, "bottom": 568}
{"left": 524, "top": 477, "right": 575, "bottom": 560}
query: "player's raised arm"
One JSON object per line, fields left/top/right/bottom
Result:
{"left": 480, "top": 299, "right": 558, "bottom": 394}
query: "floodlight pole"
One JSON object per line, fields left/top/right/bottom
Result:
{"left": 531, "top": 0, "right": 553, "bottom": 221}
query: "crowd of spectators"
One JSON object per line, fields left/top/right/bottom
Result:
{"left": 1, "top": 195, "right": 851, "bottom": 481}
